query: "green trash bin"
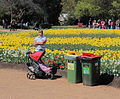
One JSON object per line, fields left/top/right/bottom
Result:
{"left": 64, "top": 54, "right": 82, "bottom": 83}
{"left": 80, "top": 53, "right": 102, "bottom": 86}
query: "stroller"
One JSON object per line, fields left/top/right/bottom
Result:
{"left": 26, "top": 51, "right": 57, "bottom": 80}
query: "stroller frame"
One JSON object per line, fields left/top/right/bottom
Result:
{"left": 26, "top": 51, "right": 57, "bottom": 80}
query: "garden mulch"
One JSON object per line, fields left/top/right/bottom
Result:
{"left": 0, "top": 61, "right": 120, "bottom": 99}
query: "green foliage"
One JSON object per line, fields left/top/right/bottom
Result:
{"left": 61, "top": 0, "right": 78, "bottom": 15}
{"left": 61, "top": 0, "right": 120, "bottom": 23}
{"left": 46, "top": 32, "right": 120, "bottom": 38}
{"left": 0, "top": 49, "right": 28, "bottom": 63}
{"left": 101, "top": 59, "right": 120, "bottom": 76}
{"left": 109, "top": 1, "right": 120, "bottom": 19}
{"left": 0, "top": 49, "right": 120, "bottom": 76}
{"left": 0, "top": 29, "right": 120, "bottom": 76}
{"left": 51, "top": 26, "right": 80, "bottom": 29}
{"left": 0, "top": 1, "right": 8, "bottom": 18}
{"left": 74, "top": 1, "right": 100, "bottom": 18}
{"left": 41, "top": 23, "right": 52, "bottom": 29}
{"left": 46, "top": 44, "right": 120, "bottom": 51}
{"left": 0, "top": 31, "right": 19, "bottom": 34}
{"left": 0, "top": 0, "right": 62, "bottom": 25}
{"left": 64, "top": 16, "right": 77, "bottom": 25}
{"left": 42, "top": 53, "right": 66, "bottom": 69}
{"left": 0, "top": 49, "right": 66, "bottom": 70}
{"left": 0, "top": 0, "right": 43, "bottom": 21}
{"left": 1, "top": 0, "right": 120, "bottom": 25}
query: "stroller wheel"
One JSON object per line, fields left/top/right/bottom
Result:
{"left": 47, "top": 72, "right": 54, "bottom": 80}
{"left": 51, "top": 67, "right": 57, "bottom": 75}
{"left": 27, "top": 72, "right": 36, "bottom": 80}
{"left": 50, "top": 73, "right": 54, "bottom": 80}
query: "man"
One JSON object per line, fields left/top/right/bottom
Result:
{"left": 34, "top": 30, "right": 47, "bottom": 51}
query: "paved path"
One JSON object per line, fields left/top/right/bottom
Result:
{"left": 0, "top": 69, "right": 120, "bottom": 99}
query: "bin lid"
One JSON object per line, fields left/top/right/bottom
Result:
{"left": 65, "top": 51, "right": 80, "bottom": 56}
{"left": 80, "top": 53, "right": 102, "bottom": 60}
{"left": 64, "top": 55, "right": 78, "bottom": 60}
{"left": 64, "top": 51, "right": 80, "bottom": 60}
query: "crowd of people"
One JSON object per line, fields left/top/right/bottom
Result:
{"left": 2, "top": 19, "right": 29, "bottom": 31}
{"left": 88, "top": 19, "right": 120, "bottom": 29}
{"left": 2, "top": 18, "right": 120, "bottom": 30}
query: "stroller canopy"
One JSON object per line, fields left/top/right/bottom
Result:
{"left": 29, "top": 51, "right": 45, "bottom": 61}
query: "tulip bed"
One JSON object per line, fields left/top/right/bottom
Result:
{"left": 0, "top": 29, "right": 120, "bottom": 76}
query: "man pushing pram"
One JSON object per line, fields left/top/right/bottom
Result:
{"left": 26, "top": 30, "right": 57, "bottom": 80}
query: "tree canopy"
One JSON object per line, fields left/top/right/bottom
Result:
{"left": 0, "top": 0, "right": 62, "bottom": 25}
{"left": 0, "top": 0, "right": 120, "bottom": 25}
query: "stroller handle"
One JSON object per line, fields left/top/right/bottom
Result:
{"left": 26, "top": 51, "right": 32, "bottom": 55}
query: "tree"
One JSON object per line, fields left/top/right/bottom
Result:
{"left": 61, "top": 0, "right": 78, "bottom": 15}
{"left": 73, "top": 1, "right": 100, "bottom": 25}
{"left": 0, "top": 0, "right": 21, "bottom": 21}
{"left": 33, "top": 0, "right": 62, "bottom": 25}
{"left": 60, "top": 0, "right": 79, "bottom": 25}
{"left": 95, "top": 0, "right": 114, "bottom": 19}
{"left": 74, "top": 1, "right": 100, "bottom": 18}
{"left": 0, "top": 0, "right": 62, "bottom": 25}
{"left": 109, "top": 0, "right": 120, "bottom": 19}
{"left": 0, "top": 0, "right": 43, "bottom": 23}
{"left": 61, "top": 0, "right": 120, "bottom": 25}
{"left": 0, "top": 0, "right": 12, "bottom": 20}
{"left": 46, "top": 0, "right": 62, "bottom": 25}
{"left": 16, "top": 0, "right": 43, "bottom": 22}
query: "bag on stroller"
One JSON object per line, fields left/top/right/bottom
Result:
{"left": 26, "top": 51, "right": 57, "bottom": 80}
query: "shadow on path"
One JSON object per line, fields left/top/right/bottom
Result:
{"left": 0, "top": 62, "right": 120, "bottom": 88}
{"left": 99, "top": 73, "right": 114, "bottom": 85}
{"left": 35, "top": 75, "right": 62, "bottom": 80}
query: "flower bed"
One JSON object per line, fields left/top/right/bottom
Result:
{"left": 0, "top": 29, "right": 120, "bottom": 76}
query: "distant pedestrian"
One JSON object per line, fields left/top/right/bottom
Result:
{"left": 88, "top": 18, "right": 92, "bottom": 28}
{"left": 34, "top": 22, "right": 39, "bottom": 30}
{"left": 2, "top": 19, "right": 8, "bottom": 29}
{"left": 10, "top": 19, "right": 17, "bottom": 31}
{"left": 115, "top": 19, "right": 120, "bottom": 29}
{"left": 108, "top": 19, "right": 111, "bottom": 29}
{"left": 101, "top": 21, "right": 105, "bottom": 29}
{"left": 110, "top": 20, "right": 115, "bottom": 29}
{"left": 92, "top": 20, "right": 97, "bottom": 28}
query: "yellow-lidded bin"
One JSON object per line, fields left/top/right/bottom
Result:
{"left": 64, "top": 52, "right": 82, "bottom": 83}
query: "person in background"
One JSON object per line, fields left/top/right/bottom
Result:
{"left": 101, "top": 20, "right": 105, "bottom": 29}
{"left": 34, "top": 22, "right": 39, "bottom": 30}
{"left": 97, "top": 19, "right": 101, "bottom": 29}
{"left": 116, "top": 19, "right": 120, "bottom": 29}
{"left": 92, "top": 20, "right": 97, "bottom": 28}
{"left": 10, "top": 19, "right": 17, "bottom": 31}
{"left": 110, "top": 20, "right": 115, "bottom": 29}
{"left": 108, "top": 19, "right": 111, "bottom": 29}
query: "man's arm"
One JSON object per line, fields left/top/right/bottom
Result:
{"left": 34, "top": 39, "right": 46, "bottom": 45}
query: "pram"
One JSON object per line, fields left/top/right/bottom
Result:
{"left": 26, "top": 51, "right": 57, "bottom": 80}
